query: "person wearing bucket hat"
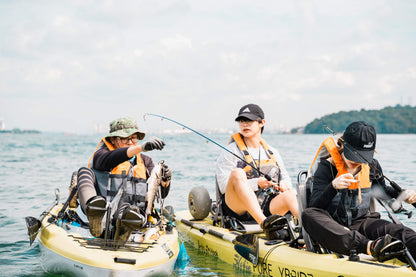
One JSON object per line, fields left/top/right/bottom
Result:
{"left": 106, "top": 117, "right": 146, "bottom": 140}
{"left": 76, "top": 117, "right": 172, "bottom": 243}
{"left": 215, "top": 104, "right": 298, "bottom": 240}
{"left": 302, "top": 121, "right": 416, "bottom": 262}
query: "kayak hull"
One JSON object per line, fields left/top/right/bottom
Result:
{"left": 38, "top": 205, "right": 180, "bottom": 277}
{"left": 176, "top": 210, "right": 416, "bottom": 277}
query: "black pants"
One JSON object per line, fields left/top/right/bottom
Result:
{"left": 302, "top": 207, "right": 416, "bottom": 258}
{"left": 221, "top": 193, "right": 276, "bottom": 222}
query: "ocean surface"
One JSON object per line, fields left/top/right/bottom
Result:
{"left": 1, "top": 132, "right": 416, "bottom": 276}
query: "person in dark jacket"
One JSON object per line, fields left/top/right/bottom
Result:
{"left": 302, "top": 121, "right": 416, "bottom": 261}
{"left": 77, "top": 117, "right": 171, "bottom": 243}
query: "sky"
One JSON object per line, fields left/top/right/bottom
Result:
{"left": 1, "top": 0, "right": 415, "bottom": 134}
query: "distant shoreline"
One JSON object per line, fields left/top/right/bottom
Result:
{"left": 0, "top": 129, "right": 41, "bottom": 134}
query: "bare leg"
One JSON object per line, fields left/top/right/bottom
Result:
{"left": 225, "top": 168, "right": 266, "bottom": 225}
{"left": 269, "top": 190, "right": 299, "bottom": 218}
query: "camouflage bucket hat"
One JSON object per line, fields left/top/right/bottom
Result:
{"left": 106, "top": 117, "right": 145, "bottom": 140}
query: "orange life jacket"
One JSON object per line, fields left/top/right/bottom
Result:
{"left": 88, "top": 137, "right": 148, "bottom": 208}
{"left": 229, "top": 133, "right": 280, "bottom": 180}
{"left": 228, "top": 133, "right": 281, "bottom": 209}
{"left": 310, "top": 137, "right": 372, "bottom": 226}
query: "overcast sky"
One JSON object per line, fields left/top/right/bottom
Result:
{"left": 1, "top": 0, "right": 415, "bottom": 134}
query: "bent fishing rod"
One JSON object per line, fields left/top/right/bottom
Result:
{"left": 143, "top": 113, "right": 273, "bottom": 182}
{"left": 324, "top": 125, "right": 416, "bottom": 211}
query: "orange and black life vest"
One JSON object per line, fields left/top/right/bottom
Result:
{"left": 229, "top": 133, "right": 280, "bottom": 180}
{"left": 88, "top": 137, "right": 148, "bottom": 209}
{"left": 310, "top": 137, "right": 372, "bottom": 226}
{"left": 228, "top": 133, "right": 281, "bottom": 207}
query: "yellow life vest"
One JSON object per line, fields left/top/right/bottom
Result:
{"left": 88, "top": 137, "right": 147, "bottom": 179}
{"left": 229, "top": 132, "right": 280, "bottom": 181}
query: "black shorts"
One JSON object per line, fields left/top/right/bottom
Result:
{"left": 221, "top": 193, "right": 277, "bottom": 222}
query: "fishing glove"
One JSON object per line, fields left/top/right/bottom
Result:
{"left": 141, "top": 137, "right": 165, "bottom": 152}
{"left": 161, "top": 164, "right": 172, "bottom": 182}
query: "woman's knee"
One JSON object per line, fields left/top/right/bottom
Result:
{"left": 282, "top": 189, "right": 297, "bottom": 201}
{"left": 227, "top": 169, "right": 247, "bottom": 188}
{"left": 229, "top": 168, "right": 246, "bottom": 180}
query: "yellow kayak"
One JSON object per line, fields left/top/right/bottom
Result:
{"left": 176, "top": 209, "right": 416, "bottom": 277}
{"left": 37, "top": 204, "right": 180, "bottom": 277}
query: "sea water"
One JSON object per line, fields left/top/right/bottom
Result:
{"left": 0, "top": 132, "right": 415, "bottom": 276}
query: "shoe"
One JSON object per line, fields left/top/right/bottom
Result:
{"left": 370, "top": 234, "right": 393, "bottom": 261}
{"left": 260, "top": 214, "right": 287, "bottom": 240}
{"left": 86, "top": 196, "right": 107, "bottom": 237}
{"left": 114, "top": 205, "right": 145, "bottom": 247}
{"left": 371, "top": 234, "right": 408, "bottom": 262}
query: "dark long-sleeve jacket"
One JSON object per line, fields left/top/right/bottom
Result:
{"left": 309, "top": 159, "right": 399, "bottom": 211}
{"left": 92, "top": 145, "right": 170, "bottom": 198}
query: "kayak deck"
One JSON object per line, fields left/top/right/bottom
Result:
{"left": 176, "top": 210, "right": 416, "bottom": 277}
{"left": 38, "top": 204, "right": 179, "bottom": 277}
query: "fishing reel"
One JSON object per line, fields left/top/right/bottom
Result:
{"left": 263, "top": 178, "right": 280, "bottom": 196}
{"left": 264, "top": 186, "right": 277, "bottom": 195}
{"left": 388, "top": 199, "right": 413, "bottom": 218}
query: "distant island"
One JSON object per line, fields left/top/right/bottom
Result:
{"left": 0, "top": 128, "right": 41, "bottom": 134}
{"left": 293, "top": 105, "right": 416, "bottom": 134}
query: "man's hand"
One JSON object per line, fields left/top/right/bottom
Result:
{"left": 258, "top": 176, "right": 280, "bottom": 191}
{"left": 404, "top": 190, "right": 416, "bottom": 204}
{"left": 161, "top": 164, "right": 172, "bottom": 182}
{"left": 332, "top": 173, "right": 358, "bottom": 190}
{"left": 141, "top": 137, "right": 165, "bottom": 152}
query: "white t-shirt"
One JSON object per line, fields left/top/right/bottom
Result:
{"left": 215, "top": 141, "right": 292, "bottom": 194}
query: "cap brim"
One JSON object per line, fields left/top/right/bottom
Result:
{"left": 136, "top": 132, "right": 145, "bottom": 140}
{"left": 107, "top": 129, "right": 145, "bottom": 140}
{"left": 235, "top": 113, "right": 259, "bottom": 121}
{"left": 344, "top": 144, "right": 374, "bottom": 164}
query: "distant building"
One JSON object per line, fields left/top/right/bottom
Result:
{"left": 0, "top": 119, "right": 5, "bottom": 131}
{"left": 94, "top": 123, "right": 107, "bottom": 134}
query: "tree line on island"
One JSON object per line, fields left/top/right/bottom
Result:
{"left": 294, "top": 105, "right": 416, "bottom": 134}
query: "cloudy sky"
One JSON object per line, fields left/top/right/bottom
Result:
{"left": 1, "top": 0, "right": 415, "bottom": 134}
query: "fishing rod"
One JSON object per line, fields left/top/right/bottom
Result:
{"left": 324, "top": 125, "right": 415, "bottom": 213}
{"left": 143, "top": 113, "right": 272, "bottom": 181}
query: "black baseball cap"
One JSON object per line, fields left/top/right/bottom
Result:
{"left": 235, "top": 104, "right": 265, "bottom": 121}
{"left": 343, "top": 121, "right": 376, "bottom": 163}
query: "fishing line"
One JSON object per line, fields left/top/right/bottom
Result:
{"left": 143, "top": 113, "right": 272, "bottom": 181}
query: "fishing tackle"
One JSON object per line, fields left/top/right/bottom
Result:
{"left": 143, "top": 113, "right": 272, "bottom": 181}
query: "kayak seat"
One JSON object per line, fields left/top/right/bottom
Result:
{"left": 212, "top": 178, "right": 262, "bottom": 234}
{"left": 212, "top": 178, "right": 296, "bottom": 238}
{"left": 296, "top": 170, "right": 331, "bottom": 254}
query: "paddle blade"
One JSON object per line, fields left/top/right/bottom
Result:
{"left": 234, "top": 234, "right": 259, "bottom": 265}
{"left": 25, "top": 216, "right": 41, "bottom": 246}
